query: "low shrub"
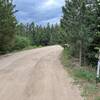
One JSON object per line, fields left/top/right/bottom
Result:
{"left": 13, "top": 36, "right": 31, "bottom": 50}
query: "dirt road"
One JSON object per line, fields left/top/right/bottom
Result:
{"left": 0, "top": 45, "right": 83, "bottom": 100}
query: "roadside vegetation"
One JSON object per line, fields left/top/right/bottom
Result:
{"left": 60, "top": 0, "right": 100, "bottom": 99}
{"left": 61, "top": 48, "right": 100, "bottom": 100}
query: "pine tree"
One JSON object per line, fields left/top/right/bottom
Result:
{"left": 0, "top": 0, "right": 17, "bottom": 53}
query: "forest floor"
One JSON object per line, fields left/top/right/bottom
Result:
{"left": 0, "top": 45, "right": 83, "bottom": 100}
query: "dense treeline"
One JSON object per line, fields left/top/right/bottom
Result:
{"left": 16, "top": 23, "right": 63, "bottom": 46}
{"left": 61, "top": 0, "right": 100, "bottom": 66}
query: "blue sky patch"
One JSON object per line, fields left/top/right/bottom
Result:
{"left": 14, "top": 0, "right": 65, "bottom": 26}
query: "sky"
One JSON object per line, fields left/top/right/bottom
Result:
{"left": 13, "top": 0, "right": 65, "bottom": 26}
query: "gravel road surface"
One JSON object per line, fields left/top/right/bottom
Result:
{"left": 0, "top": 45, "right": 83, "bottom": 100}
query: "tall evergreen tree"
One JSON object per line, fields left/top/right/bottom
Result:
{"left": 0, "top": 0, "right": 17, "bottom": 53}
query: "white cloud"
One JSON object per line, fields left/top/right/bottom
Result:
{"left": 38, "top": 0, "right": 65, "bottom": 11}
{"left": 44, "top": 0, "right": 57, "bottom": 7}
{"left": 14, "top": 0, "right": 65, "bottom": 25}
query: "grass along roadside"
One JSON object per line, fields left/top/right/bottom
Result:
{"left": 10, "top": 45, "right": 42, "bottom": 54}
{"left": 61, "top": 48, "right": 100, "bottom": 100}
{"left": 21, "top": 45, "right": 43, "bottom": 51}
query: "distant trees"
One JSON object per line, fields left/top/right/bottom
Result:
{"left": 61, "top": 0, "right": 100, "bottom": 66}
{"left": 49, "top": 24, "right": 63, "bottom": 44}
{"left": 0, "top": 0, "right": 17, "bottom": 54}
{"left": 16, "top": 22, "right": 61, "bottom": 46}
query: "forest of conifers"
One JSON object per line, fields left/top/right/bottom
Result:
{"left": 0, "top": 0, "right": 100, "bottom": 66}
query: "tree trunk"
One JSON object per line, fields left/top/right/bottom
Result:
{"left": 83, "top": 48, "right": 86, "bottom": 65}
{"left": 79, "top": 41, "right": 82, "bottom": 66}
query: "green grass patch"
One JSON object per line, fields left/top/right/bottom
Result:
{"left": 73, "top": 68, "right": 95, "bottom": 81}
{"left": 4, "top": 45, "right": 43, "bottom": 55}
{"left": 95, "top": 96, "right": 100, "bottom": 100}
